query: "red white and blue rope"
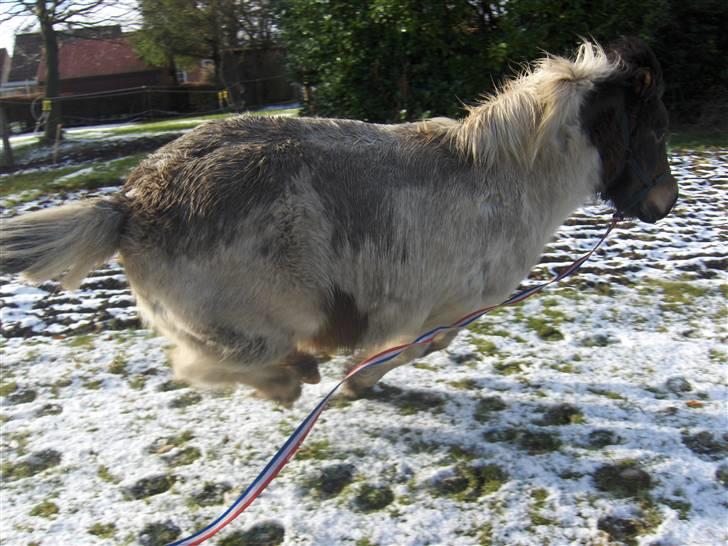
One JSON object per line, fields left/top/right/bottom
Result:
{"left": 169, "top": 213, "right": 621, "bottom": 546}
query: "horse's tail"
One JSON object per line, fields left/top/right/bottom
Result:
{"left": 0, "top": 197, "right": 128, "bottom": 289}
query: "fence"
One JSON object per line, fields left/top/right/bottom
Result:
{"left": 0, "top": 83, "right": 299, "bottom": 134}
{"left": 0, "top": 86, "right": 230, "bottom": 133}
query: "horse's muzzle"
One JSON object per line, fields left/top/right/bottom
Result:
{"left": 637, "top": 175, "right": 679, "bottom": 223}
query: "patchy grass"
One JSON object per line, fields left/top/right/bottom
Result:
{"left": 67, "top": 334, "right": 94, "bottom": 348}
{"left": 474, "top": 396, "right": 507, "bottom": 422}
{"left": 477, "top": 523, "right": 494, "bottom": 546}
{"left": 431, "top": 464, "right": 509, "bottom": 502}
{"left": 87, "top": 522, "right": 117, "bottom": 539}
{"left": 29, "top": 501, "right": 59, "bottom": 518}
{"left": 528, "top": 488, "right": 556, "bottom": 526}
{"left": 0, "top": 381, "right": 18, "bottom": 396}
{"left": 82, "top": 378, "right": 104, "bottom": 390}
{"left": 668, "top": 129, "right": 728, "bottom": 151}
{"left": 641, "top": 278, "right": 709, "bottom": 312}
{"left": 147, "top": 431, "right": 195, "bottom": 454}
{"left": 97, "top": 465, "right": 119, "bottom": 484}
{"left": 526, "top": 316, "right": 564, "bottom": 341}
{"left": 299, "top": 463, "right": 355, "bottom": 500}
{"left": 2, "top": 449, "right": 62, "bottom": 481}
{"left": 108, "top": 356, "right": 127, "bottom": 375}
{"left": 394, "top": 390, "right": 446, "bottom": 415}
{"left": 295, "top": 439, "right": 334, "bottom": 461}
{"left": 73, "top": 108, "right": 299, "bottom": 137}
{"left": 0, "top": 154, "right": 145, "bottom": 203}
{"left": 662, "top": 497, "right": 692, "bottom": 520}
{"left": 165, "top": 446, "right": 201, "bottom": 467}
{"left": 588, "top": 388, "right": 626, "bottom": 400}
{"left": 128, "top": 376, "right": 147, "bottom": 390}
{"left": 493, "top": 360, "right": 525, "bottom": 375}
{"left": 469, "top": 337, "right": 499, "bottom": 356}
{"left": 351, "top": 484, "right": 395, "bottom": 512}
{"left": 594, "top": 461, "right": 652, "bottom": 498}
{"left": 448, "top": 378, "right": 480, "bottom": 390}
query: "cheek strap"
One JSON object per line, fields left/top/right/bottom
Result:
{"left": 613, "top": 110, "right": 671, "bottom": 211}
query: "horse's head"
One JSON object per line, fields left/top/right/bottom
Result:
{"left": 583, "top": 37, "right": 678, "bottom": 223}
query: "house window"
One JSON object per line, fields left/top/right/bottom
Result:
{"left": 176, "top": 70, "right": 188, "bottom": 83}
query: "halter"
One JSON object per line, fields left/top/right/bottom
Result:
{"left": 613, "top": 110, "right": 672, "bottom": 212}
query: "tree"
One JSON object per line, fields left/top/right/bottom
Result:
{"left": 132, "top": 0, "right": 208, "bottom": 85}
{"left": 482, "top": 0, "right": 728, "bottom": 126}
{"left": 279, "top": 0, "right": 727, "bottom": 126}
{"left": 1, "top": 0, "right": 129, "bottom": 143}
{"left": 278, "top": 0, "right": 509, "bottom": 122}
{"left": 132, "top": 0, "right": 279, "bottom": 87}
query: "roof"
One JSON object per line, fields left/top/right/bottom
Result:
{"left": 7, "top": 33, "right": 43, "bottom": 82}
{"left": 38, "top": 36, "right": 155, "bottom": 82}
{"left": 59, "top": 26, "right": 122, "bottom": 41}
{"left": 8, "top": 27, "right": 124, "bottom": 84}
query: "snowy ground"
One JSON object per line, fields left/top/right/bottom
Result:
{"left": 0, "top": 150, "right": 726, "bottom": 546}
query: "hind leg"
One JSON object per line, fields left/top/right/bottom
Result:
{"left": 170, "top": 333, "right": 320, "bottom": 406}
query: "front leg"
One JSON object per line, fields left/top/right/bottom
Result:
{"left": 422, "top": 329, "right": 459, "bottom": 356}
{"left": 341, "top": 329, "right": 459, "bottom": 398}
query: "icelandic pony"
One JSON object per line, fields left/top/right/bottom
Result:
{"left": 0, "top": 38, "right": 677, "bottom": 403}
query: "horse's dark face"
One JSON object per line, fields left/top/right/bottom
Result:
{"left": 585, "top": 38, "right": 679, "bottom": 223}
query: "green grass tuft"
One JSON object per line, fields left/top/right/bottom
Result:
{"left": 0, "top": 381, "right": 18, "bottom": 396}
{"left": 88, "top": 522, "right": 117, "bottom": 538}
{"left": 0, "top": 154, "right": 146, "bottom": 203}
{"left": 295, "top": 439, "right": 333, "bottom": 461}
{"left": 668, "top": 129, "right": 728, "bottom": 151}
{"left": 29, "top": 501, "right": 59, "bottom": 518}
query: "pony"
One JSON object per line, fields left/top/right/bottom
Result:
{"left": 0, "top": 38, "right": 678, "bottom": 404}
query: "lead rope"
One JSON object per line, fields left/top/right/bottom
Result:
{"left": 169, "top": 212, "right": 622, "bottom": 546}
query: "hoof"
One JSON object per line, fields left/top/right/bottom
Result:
{"left": 255, "top": 381, "right": 302, "bottom": 408}
{"left": 254, "top": 368, "right": 303, "bottom": 407}
{"left": 340, "top": 379, "right": 374, "bottom": 400}
{"left": 284, "top": 352, "right": 321, "bottom": 385}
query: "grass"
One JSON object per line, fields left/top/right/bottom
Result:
{"left": 431, "top": 464, "right": 509, "bottom": 502}
{"left": 0, "top": 381, "right": 18, "bottom": 396}
{"left": 65, "top": 107, "right": 299, "bottom": 138}
{"left": 87, "top": 522, "right": 117, "bottom": 539}
{"left": 67, "top": 334, "right": 95, "bottom": 348}
{"left": 0, "top": 153, "right": 146, "bottom": 203}
{"left": 295, "top": 439, "right": 333, "bottom": 461}
{"left": 29, "top": 501, "right": 59, "bottom": 518}
{"left": 640, "top": 278, "right": 709, "bottom": 313}
{"left": 97, "top": 465, "right": 119, "bottom": 484}
{"left": 668, "top": 128, "right": 728, "bottom": 151}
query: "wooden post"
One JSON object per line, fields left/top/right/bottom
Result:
{"left": 53, "top": 123, "right": 62, "bottom": 164}
{"left": 0, "top": 105, "right": 14, "bottom": 167}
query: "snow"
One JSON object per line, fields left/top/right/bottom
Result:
{"left": 0, "top": 150, "right": 726, "bottom": 546}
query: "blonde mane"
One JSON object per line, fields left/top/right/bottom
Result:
{"left": 450, "top": 42, "right": 620, "bottom": 169}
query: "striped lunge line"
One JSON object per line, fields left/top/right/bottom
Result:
{"left": 169, "top": 213, "right": 620, "bottom": 546}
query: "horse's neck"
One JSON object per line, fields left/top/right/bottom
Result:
{"left": 499, "top": 128, "right": 602, "bottom": 258}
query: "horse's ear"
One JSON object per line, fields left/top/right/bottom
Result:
{"left": 634, "top": 67, "right": 654, "bottom": 97}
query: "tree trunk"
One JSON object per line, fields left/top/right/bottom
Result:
{"left": 211, "top": 40, "right": 222, "bottom": 86}
{"left": 166, "top": 54, "right": 179, "bottom": 86}
{"left": 38, "top": 1, "right": 62, "bottom": 144}
{"left": 0, "top": 105, "right": 14, "bottom": 167}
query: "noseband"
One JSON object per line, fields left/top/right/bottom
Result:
{"left": 612, "top": 110, "right": 672, "bottom": 211}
